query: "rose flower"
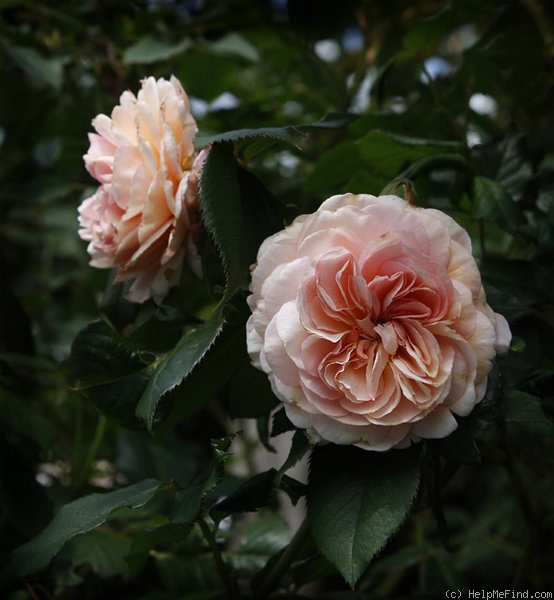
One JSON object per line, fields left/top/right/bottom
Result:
{"left": 247, "top": 194, "right": 511, "bottom": 451}
{"left": 78, "top": 76, "right": 206, "bottom": 304}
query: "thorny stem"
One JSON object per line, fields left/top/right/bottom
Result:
{"left": 198, "top": 517, "right": 242, "bottom": 600}
{"left": 254, "top": 518, "right": 311, "bottom": 599}
{"left": 501, "top": 424, "right": 539, "bottom": 590}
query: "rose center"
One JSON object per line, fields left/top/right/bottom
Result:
{"left": 299, "top": 246, "right": 457, "bottom": 403}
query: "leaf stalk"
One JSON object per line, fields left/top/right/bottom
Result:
{"left": 253, "top": 518, "right": 311, "bottom": 599}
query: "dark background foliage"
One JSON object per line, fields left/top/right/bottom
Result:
{"left": 1, "top": 0, "right": 554, "bottom": 598}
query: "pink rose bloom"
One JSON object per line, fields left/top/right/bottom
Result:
{"left": 78, "top": 76, "right": 207, "bottom": 303}
{"left": 247, "top": 194, "right": 511, "bottom": 451}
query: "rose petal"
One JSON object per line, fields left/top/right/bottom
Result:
{"left": 78, "top": 76, "right": 204, "bottom": 304}
{"left": 494, "top": 313, "right": 512, "bottom": 354}
{"left": 246, "top": 193, "right": 512, "bottom": 451}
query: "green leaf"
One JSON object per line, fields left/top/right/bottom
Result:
{"left": 206, "top": 32, "right": 259, "bottom": 62}
{"left": 227, "top": 361, "right": 279, "bottom": 418}
{"left": 357, "top": 130, "right": 461, "bottom": 180}
{"left": 479, "top": 259, "right": 541, "bottom": 309}
{"left": 472, "top": 176, "right": 524, "bottom": 230}
{"left": 236, "top": 166, "right": 284, "bottom": 262}
{"left": 98, "top": 278, "right": 141, "bottom": 331}
{"left": 402, "top": 5, "right": 454, "bottom": 55}
{"left": 199, "top": 142, "right": 245, "bottom": 303}
{"left": 155, "top": 308, "right": 247, "bottom": 435}
{"left": 278, "top": 474, "right": 307, "bottom": 505}
{"left": 128, "top": 523, "right": 190, "bottom": 575}
{"left": 271, "top": 407, "right": 296, "bottom": 436}
{"left": 59, "top": 530, "right": 132, "bottom": 579}
{"left": 70, "top": 319, "right": 152, "bottom": 428}
{"left": 211, "top": 435, "right": 235, "bottom": 469}
{"left": 519, "top": 370, "right": 554, "bottom": 399}
{"left": 301, "top": 113, "right": 358, "bottom": 131}
{"left": 123, "top": 35, "right": 192, "bottom": 64}
{"left": 397, "top": 153, "right": 469, "bottom": 181}
{"left": 196, "top": 114, "right": 356, "bottom": 148}
{"left": 483, "top": 284, "right": 534, "bottom": 323}
{"left": 172, "top": 451, "right": 229, "bottom": 526}
{"left": 0, "top": 384, "right": 59, "bottom": 453}
{"left": 197, "top": 126, "right": 302, "bottom": 149}
{"left": 230, "top": 514, "right": 289, "bottom": 576}
{"left": 199, "top": 148, "right": 283, "bottom": 306}
{"left": 360, "top": 542, "right": 432, "bottom": 589}
{"left": 307, "top": 445, "right": 421, "bottom": 587}
{"left": 154, "top": 553, "right": 224, "bottom": 598}
{"left": 434, "top": 361, "right": 504, "bottom": 463}
{"left": 211, "top": 469, "right": 277, "bottom": 515}
{"left": 174, "top": 47, "right": 239, "bottom": 100}
{"left": 71, "top": 320, "right": 147, "bottom": 387}
{"left": 172, "top": 475, "right": 214, "bottom": 525}
{"left": 495, "top": 134, "right": 534, "bottom": 200}
{"left": 276, "top": 430, "right": 312, "bottom": 484}
{"left": 172, "top": 434, "right": 236, "bottom": 525}
{"left": 503, "top": 390, "right": 552, "bottom": 426}
{"left": 116, "top": 431, "right": 211, "bottom": 489}
{"left": 306, "top": 130, "right": 462, "bottom": 197}
{"left": 4, "top": 479, "right": 163, "bottom": 578}
{"left": 290, "top": 555, "right": 338, "bottom": 590}
{"left": 135, "top": 311, "right": 225, "bottom": 429}
{"left": 4, "top": 42, "right": 64, "bottom": 90}
{"left": 472, "top": 131, "right": 534, "bottom": 201}
{"left": 239, "top": 514, "right": 289, "bottom": 555}
{"left": 257, "top": 412, "right": 275, "bottom": 453}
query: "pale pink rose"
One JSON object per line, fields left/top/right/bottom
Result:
{"left": 78, "top": 76, "right": 207, "bottom": 303}
{"left": 246, "top": 194, "right": 511, "bottom": 451}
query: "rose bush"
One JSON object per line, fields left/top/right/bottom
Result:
{"left": 247, "top": 193, "right": 511, "bottom": 451}
{"left": 78, "top": 76, "right": 206, "bottom": 303}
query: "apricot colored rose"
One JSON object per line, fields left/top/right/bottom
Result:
{"left": 78, "top": 76, "right": 206, "bottom": 303}
{"left": 247, "top": 194, "right": 511, "bottom": 451}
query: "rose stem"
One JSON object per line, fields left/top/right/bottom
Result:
{"left": 197, "top": 516, "right": 242, "bottom": 599}
{"left": 253, "top": 517, "right": 311, "bottom": 599}
{"left": 74, "top": 414, "right": 107, "bottom": 491}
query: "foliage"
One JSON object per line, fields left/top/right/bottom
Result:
{"left": 1, "top": 0, "right": 554, "bottom": 597}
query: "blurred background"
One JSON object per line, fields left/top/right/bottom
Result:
{"left": 1, "top": 0, "right": 554, "bottom": 597}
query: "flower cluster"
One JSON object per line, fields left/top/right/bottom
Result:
{"left": 78, "top": 76, "right": 206, "bottom": 303}
{"left": 246, "top": 194, "right": 511, "bottom": 451}
{"left": 79, "top": 77, "right": 511, "bottom": 450}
